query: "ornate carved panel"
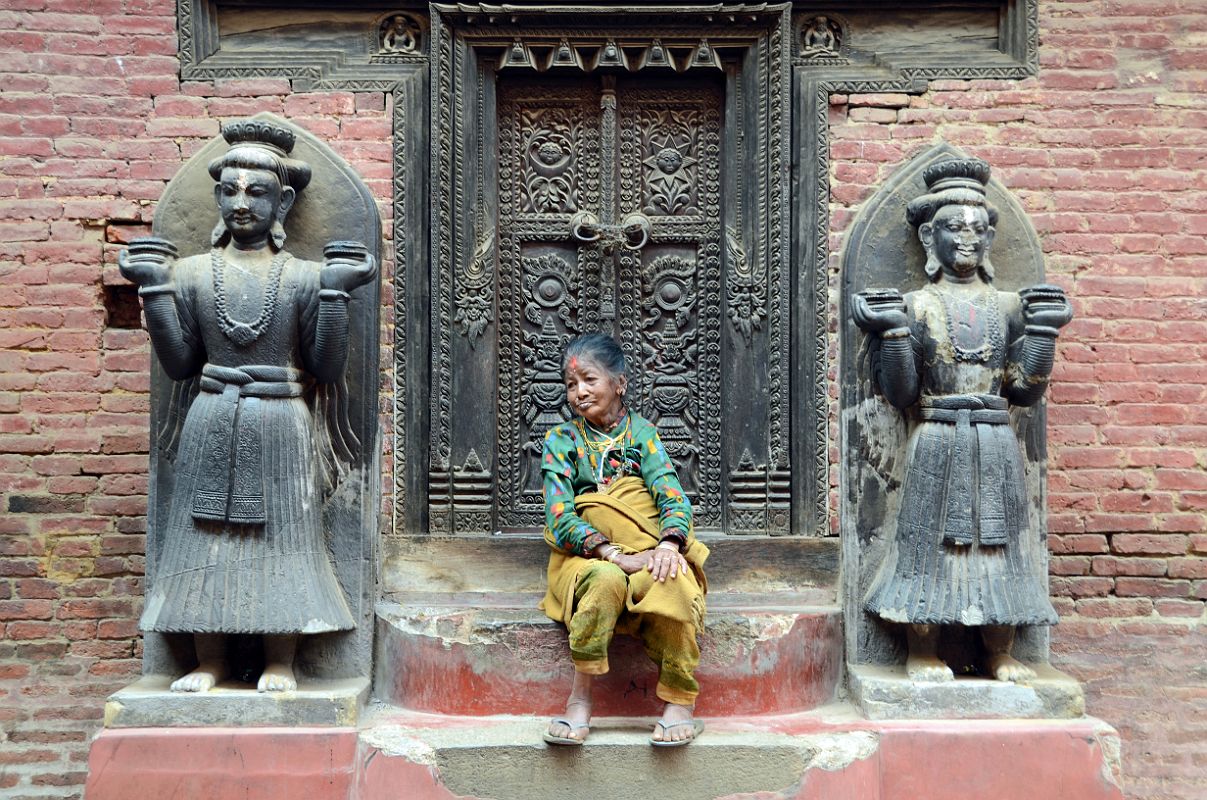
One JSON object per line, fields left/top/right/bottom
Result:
{"left": 497, "top": 86, "right": 600, "bottom": 526}
{"left": 617, "top": 84, "right": 723, "bottom": 527}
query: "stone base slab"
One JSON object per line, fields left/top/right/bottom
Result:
{"left": 103, "top": 674, "right": 371, "bottom": 728}
{"left": 848, "top": 662, "right": 1086, "bottom": 720}
{"left": 85, "top": 710, "right": 1123, "bottom": 800}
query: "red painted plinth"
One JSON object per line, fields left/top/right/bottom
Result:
{"left": 789, "top": 719, "right": 1124, "bottom": 800}
{"left": 376, "top": 609, "right": 842, "bottom": 716}
{"left": 85, "top": 727, "right": 359, "bottom": 800}
{"left": 85, "top": 717, "right": 1123, "bottom": 800}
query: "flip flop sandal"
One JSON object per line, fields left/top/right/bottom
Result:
{"left": 543, "top": 719, "right": 590, "bottom": 746}
{"left": 649, "top": 718, "right": 704, "bottom": 747}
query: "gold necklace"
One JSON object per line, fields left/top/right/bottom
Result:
{"left": 577, "top": 413, "right": 630, "bottom": 491}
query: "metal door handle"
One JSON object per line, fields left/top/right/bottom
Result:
{"left": 570, "top": 211, "right": 651, "bottom": 254}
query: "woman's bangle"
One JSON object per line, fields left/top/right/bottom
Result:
{"left": 601, "top": 545, "right": 621, "bottom": 563}
{"left": 656, "top": 541, "right": 680, "bottom": 552}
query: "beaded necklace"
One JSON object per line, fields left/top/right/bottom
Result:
{"left": 211, "top": 247, "right": 288, "bottom": 347}
{"left": 576, "top": 412, "right": 630, "bottom": 492}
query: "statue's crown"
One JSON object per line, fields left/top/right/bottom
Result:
{"left": 922, "top": 157, "right": 991, "bottom": 194}
{"left": 221, "top": 120, "right": 296, "bottom": 156}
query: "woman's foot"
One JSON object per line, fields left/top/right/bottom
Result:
{"left": 986, "top": 652, "right": 1036, "bottom": 683}
{"left": 544, "top": 698, "right": 591, "bottom": 744}
{"left": 650, "top": 702, "right": 701, "bottom": 745}
{"left": 905, "top": 623, "right": 953, "bottom": 682}
{"left": 544, "top": 671, "right": 594, "bottom": 745}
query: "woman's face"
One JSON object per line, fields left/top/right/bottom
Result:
{"left": 564, "top": 356, "right": 626, "bottom": 429}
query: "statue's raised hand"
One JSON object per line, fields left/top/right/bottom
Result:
{"left": 851, "top": 288, "right": 908, "bottom": 335}
{"left": 320, "top": 241, "right": 378, "bottom": 293}
{"left": 1019, "top": 284, "right": 1073, "bottom": 330}
{"left": 118, "top": 236, "right": 178, "bottom": 288}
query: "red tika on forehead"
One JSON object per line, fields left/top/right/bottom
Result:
{"left": 569, "top": 356, "right": 579, "bottom": 370}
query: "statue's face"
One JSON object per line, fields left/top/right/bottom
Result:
{"left": 215, "top": 167, "right": 286, "bottom": 244}
{"left": 926, "top": 204, "right": 994, "bottom": 277}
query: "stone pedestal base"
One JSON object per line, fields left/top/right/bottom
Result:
{"left": 103, "top": 675, "right": 371, "bottom": 728}
{"left": 84, "top": 711, "right": 1123, "bottom": 800}
{"left": 848, "top": 663, "right": 1086, "bottom": 720}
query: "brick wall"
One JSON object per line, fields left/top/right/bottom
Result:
{"left": 0, "top": 1, "right": 1204, "bottom": 798}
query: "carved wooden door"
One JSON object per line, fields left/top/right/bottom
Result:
{"left": 494, "top": 75, "right": 731, "bottom": 531}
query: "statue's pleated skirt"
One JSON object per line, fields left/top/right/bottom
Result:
{"left": 864, "top": 418, "right": 1058, "bottom": 627}
{"left": 140, "top": 392, "right": 356, "bottom": 634}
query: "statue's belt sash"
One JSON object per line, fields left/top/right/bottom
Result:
{"left": 918, "top": 394, "right": 1009, "bottom": 426}
{"left": 192, "top": 364, "right": 305, "bottom": 525}
{"left": 917, "top": 394, "right": 1011, "bottom": 547}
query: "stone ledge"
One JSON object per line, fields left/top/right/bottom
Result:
{"left": 374, "top": 597, "right": 843, "bottom": 716}
{"left": 103, "top": 674, "right": 371, "bottom": 728}
{"left": 848, "top": 662, "right": 1086, "bottom": 720}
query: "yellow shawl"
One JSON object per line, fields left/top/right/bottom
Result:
{"left": 539, "top": 476, "right": 709, "bottom": 628}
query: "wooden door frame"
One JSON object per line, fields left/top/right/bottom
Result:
{"left": 423, "top": 4, "right": 813, "bottom": 536}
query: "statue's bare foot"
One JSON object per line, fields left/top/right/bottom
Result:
{"left": 906, "top": 654, "right": 954, "bottom": 682}
{"left": 170, "top": 661, "right": 225, "bottom": 693}
{"left": 986, "top": 653, "right": 1036, "bottom": 683}
{"left": 257, "top": 662, "right": 297, "bottom": 692}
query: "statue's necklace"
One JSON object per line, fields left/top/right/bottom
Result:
{"left": 931, "top": 285, "right": 1002, "bottom": 363}
{"left": 211, "top": 248, "right": 288, "bottom": 347}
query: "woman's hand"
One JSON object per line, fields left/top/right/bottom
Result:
{"left": 598, "top": 545, "right": 688, "bottom": 581}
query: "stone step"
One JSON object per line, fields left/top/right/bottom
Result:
{"left": 373, "top": 594, "right": 843, "bottom": 717}
{"left": 352, "top": 708, "right": 1124, "bottom": 800}
{"left": 83, "top": 710, "right": 1125, "bottom": 800}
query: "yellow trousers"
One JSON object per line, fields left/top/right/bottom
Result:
{"left": 568, "top": 560, "right": 701, "bottom": 706}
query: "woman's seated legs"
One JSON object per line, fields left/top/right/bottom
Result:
{"left": 567, "top": 560, "right": 628, "bottom": 673}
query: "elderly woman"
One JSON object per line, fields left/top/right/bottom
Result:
{"left": 538, "top": 333, "right": 708, "bottom": 747}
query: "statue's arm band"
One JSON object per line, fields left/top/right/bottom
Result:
{"left": 1024, "top": 324, "right": 1061, "bottom": 338}
{"left": 310, "top": 294, "right": 351, "bottom": 383}
{"left": 1018, "top": 333, "right": 1056, "bottom": 381}
{"left": 881, "top": 326, "right": 911, "bottom": 340}
{"left": 137, "top": 283, "right": 176, "bottom": 297}
{"left": 877, "top": 335, "right": 920, "bottom": 409}
{"left": 1005, "top": 333, "right": 1057, "bottom": 406}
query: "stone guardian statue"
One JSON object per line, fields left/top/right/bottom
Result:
{"left": 119, "top": 120, "right": 378, "bottom": 692}
{"left": 850, "top": 158, "right": 1072, "bottom": 683}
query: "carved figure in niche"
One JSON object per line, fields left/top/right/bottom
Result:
{"left": 379, "top": 14, "right": 420, "bottom": 54}
{"left": 800, "top": 16, "right": 840, "bottom": 58}
{"left": 851, "top": 158, "right": 1071, "bottom": 682}
{"left": 539, "top": 334, "right": 708, "bottom": 747}
{"left": 119, "top": 120, "right": 377, "bottom": 692}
